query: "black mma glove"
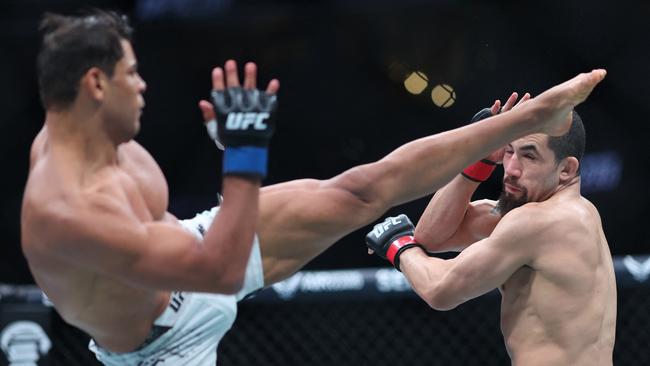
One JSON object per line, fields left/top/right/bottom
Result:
{"left": 211, "top": 87, "right": 278, "bottom": 178}
{"left": 365, "top": 214, "right": 424, "bottom": 271}
{"left": 470, "top": 107, "right": 493, "bottom": 123}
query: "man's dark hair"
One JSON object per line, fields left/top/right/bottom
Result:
{"left": 547, "top": 111, "right": 586, "bottom": 175}
{"left": 37, "top": 10, "right": 133, "bottom": 110}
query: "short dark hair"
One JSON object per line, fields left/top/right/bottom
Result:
{"left": 546, "top": 110, "right": 586, "bottom": 175}
{"left": 37, "top": 10, "right": 133, "bottom": 110}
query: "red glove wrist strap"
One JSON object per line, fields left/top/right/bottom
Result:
{"left": 386, "top": 236, "right": 417, "bottom": 265}
{"left": 462, "top": 159, "right": 496, "bottom": 182}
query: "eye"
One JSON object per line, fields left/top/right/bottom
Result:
{"left": 504, "top": 149, "right": 513, "bottom": 155}
{"left": 524, "top": 154, "right": 536, "bottom": 160}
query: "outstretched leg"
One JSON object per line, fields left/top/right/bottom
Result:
{"left": 257, "top": 69, "right": 606, "bottom": 285}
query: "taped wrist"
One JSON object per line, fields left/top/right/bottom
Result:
{"left": 462, "top": 159, "right": 496, "bottom": 182}
{"left": 223, "top": 146, "right": 268, "bottom": 178}
{"left": 205, "top": 119, "right": 225, "bottom": 150}
{"left": 386, "top": 235, "right": 424, "bottom": 271}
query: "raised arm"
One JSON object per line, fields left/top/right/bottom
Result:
{"left": 415, "top": 175, "right": 499, "bottom": 252}
{"left": 401, "top": 206, "right": 547, "bottom": 310}
{"left": 36, "top": 61, "right": 278, "bottom": 294}
{"left": 415, "top": 94, "right": 528, "bottom": 252}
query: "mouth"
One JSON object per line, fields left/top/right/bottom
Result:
{"left": 504, "top": 183, "right": 522, "bottom": 193}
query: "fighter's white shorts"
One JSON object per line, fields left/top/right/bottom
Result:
{"left": 89, "top": 207, "right": 264, "bottom": 366}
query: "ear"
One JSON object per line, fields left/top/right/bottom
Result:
{"left": 79, "top": 67, "right": 108, "bottom": 102}
{"left": 558, "top": 157, "right": 579, "bottom": 183}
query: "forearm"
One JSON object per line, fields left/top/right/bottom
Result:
{"left": 415, "top": 175, "right": 479, "bottom": 250}
{"left": 202, "top": 176, "right": 260, "bottom": 291}
{"left": 398, "top": 248, "right": 458, "bottom": 311}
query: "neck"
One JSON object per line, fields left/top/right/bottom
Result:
{"left": 548, "top": 176, "right": 581, "bottom": 199}
{"left": 45, "top": 104, "right": 121, "bottom": 169}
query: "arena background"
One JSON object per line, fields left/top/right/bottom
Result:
{"left": 0, "top": 0, "right": 649, "bottom": 365}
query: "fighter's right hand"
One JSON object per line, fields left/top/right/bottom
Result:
{"left": 210, "top": 61, "right": 279, "bottom": 148}
{"left": 365, "top": 214, "right": 423, "bottom": 271}
{"left": 200, "top": 60, "right": 280, "bottom": 178}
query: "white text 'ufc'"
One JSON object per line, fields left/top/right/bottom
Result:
{"left": 225, "top": 112, "right": 270, "bottom": 130}
{"left": 372, "top": 217, "right": 402, "bottom": 238}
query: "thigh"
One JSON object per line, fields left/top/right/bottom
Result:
{"left": 257, "top": 177, "right": 380, "bottom": 285}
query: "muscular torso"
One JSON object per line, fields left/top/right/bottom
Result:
{"left": 21, "top": 127, "right": 173, "bottom": 352}
{"left": 497, "top": 194, "right": 616, "bottom": 365}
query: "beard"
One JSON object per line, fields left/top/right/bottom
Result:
{"left": 495, "top": 181, "right": 529, "bottom": 215}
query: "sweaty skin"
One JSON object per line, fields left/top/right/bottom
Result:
{"left": 404, "top": 133, "right": 616, "bottom": 365}
{"left": 22, "top": 33, "right": 607, "bottom": 354}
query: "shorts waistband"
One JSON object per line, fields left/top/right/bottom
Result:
{"left": 122, "top": 291, "right": 191, "bottom": 352}
{"left": 155, "top": 291, "right": 190, "bottom": 327}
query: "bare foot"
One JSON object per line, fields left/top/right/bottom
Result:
{"left": 533, "top": 69, "right": 606, "bottom": 136}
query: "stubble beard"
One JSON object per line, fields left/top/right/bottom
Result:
{"left": 495, "top": 183, "right": 529, "bottom": 215}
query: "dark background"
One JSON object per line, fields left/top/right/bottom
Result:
{"left": 1, "top": 0, "right": 649, "bottom": 284}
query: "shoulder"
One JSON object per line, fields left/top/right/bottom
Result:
{"left": 468, "top": 199, "right": 499, "bottom": 216}
{"left": 470, "top": 199, "right": 498, "bottom": 210}
{"left": 466, "top": 199, "right": 501, "bottom": 231}
{"left": 491, "top": 203, "right": 557, "bottom": 244}
{"left": 495, "top": 200, "right": 588, "bottom": 246}
{"left": 29, "top": 127, "right": 48, "bottom": 169}
{"left": 119, "top": 141, "right": 158, "bottom": 166}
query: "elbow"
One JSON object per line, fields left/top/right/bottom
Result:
{"left": 210, "top": 262, "right": 247, "bottom": 295}
{"left": 213, "top": 273, "right": 245, "bottom": 295}
{"left": 414, "top": 227, "right": 433, "bottom": 246}
{"left": 414, "top": 229, "right": 442, "bottom": 252}
{"left": 203, "top": 232, "right": 255, "bottom": 294}
{"left": 423, "top": 283, "right": 460, "bottom": 311}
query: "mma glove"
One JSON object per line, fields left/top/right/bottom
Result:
{"left": 210, "top": 87, "right": 278, "bottom": 178}
{"left": 365, "top": 214, "right": 424, "bottom": 271}
{"left": 461, "top": 107, "right": 497, "bottom": 182}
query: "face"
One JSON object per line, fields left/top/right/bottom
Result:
{"left": 102, "top": 40, "right": 147, "bottom": 142}
{"left": 496, "top": 134, "right": 561, "bottom": 214}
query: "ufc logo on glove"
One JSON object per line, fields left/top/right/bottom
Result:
{"left": 225, "top": 112, "right": 270, "bottom": 130}
{"left": 372, "top": 216, "right": 403, "bottom": 238}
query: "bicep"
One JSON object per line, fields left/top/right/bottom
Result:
{"left": 51, "top": 199, "right": 225, "bottom": 292}
{"left": 437, "top": 213, "right": 535, "bottom": 303}
{"left": 427, "top": 199, "right": 500, "bottom": 252}
{"left": 122, "top": 221, "right": 219, "bottom": 291}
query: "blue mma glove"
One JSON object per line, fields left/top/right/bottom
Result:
{"left": 211, "top": 87, "right": 278, "bottom": 178}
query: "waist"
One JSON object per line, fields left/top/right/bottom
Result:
{"left": 130, "top": 291, "right": 189, "bottom": 349}
{"left": 77, "top": 291, "right": 177, "bottom": 353}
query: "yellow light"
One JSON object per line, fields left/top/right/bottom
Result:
{"left": 431, "top": 84, "right": 456, "bottom": 108}
{"left": 403, "top": 71, "right": 429, "bottom": 95}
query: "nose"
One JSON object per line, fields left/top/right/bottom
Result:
{"left": 138, "top": 74, "right": 147, "bottom": 93}
{"left": 503, "top": 155, "right": 522, "bottom": 178}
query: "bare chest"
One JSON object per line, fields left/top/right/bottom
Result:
{"left": 117, "top": 145, "right": 168, "bottom": 221}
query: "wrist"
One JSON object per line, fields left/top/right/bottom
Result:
{"left": 205, "top": 119, "right": 225, "bottom": 150}
{"left": 461, "top": 159, "right": 496, "bottom": 182}
{"left": 223, "top": 146, "right": 268, "bottom": 178}
{"left": 386, "top": 235, "right": 423, "bottom": 271}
